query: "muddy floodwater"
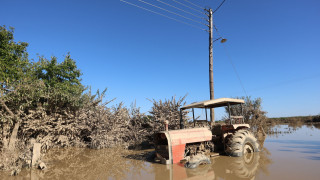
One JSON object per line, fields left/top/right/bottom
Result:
{"left": 1, "top": 124, "right": 320, "bottom": 180}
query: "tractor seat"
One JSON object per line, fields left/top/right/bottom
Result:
{"left": 231, "top": 116, "right": 244, "bottom": 124}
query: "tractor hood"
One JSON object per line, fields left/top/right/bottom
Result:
{"left": 154, "top": 128, "right": 212, "bottom": 164}
{"left": 161, "top": 128, "right": 212, "bottom": 146}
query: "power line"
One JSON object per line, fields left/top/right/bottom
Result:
{"left": 222, "top": 44, "right": 248, "bottom": 97}
{"left": 183, "top": 0, "right": 204, "bottom": 9}
{"left": 211, "top": 20, "right": 248, "bottom": 96}
{"left": 212, "top": 23, "right": 219, "bottom": 34}
{"left": 120, "top": 0, "right": 206, "bottom": 31}
{"left": 137, "top": 0, "right": 206, "bottom": 26}
{"left": 212, "top": 0, "right": 226, "bottom": 14}
{"left": 155, "top": 0, "right": 205, "bottom": 19}
{"left": 171, "top": 0, "right": 206, "bottom": 14}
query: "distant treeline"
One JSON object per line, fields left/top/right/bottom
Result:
{"left": 267, "top": 115, "right": 320, "bottom": 124}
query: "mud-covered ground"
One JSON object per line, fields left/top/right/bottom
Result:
{"left": 1, "top": 124, "right": 320, "bottom": 180}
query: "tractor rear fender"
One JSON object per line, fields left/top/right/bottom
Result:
{"left": 221, "top": 124, "right": 250, "bottom": 132}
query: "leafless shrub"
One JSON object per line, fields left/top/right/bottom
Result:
{"left": 1, "top": 87, "right": 155, "bottom": 155}
{"left": 17, "top": 89, "right": 153, "bottom": 150}
{"left": 148, "top": 95, "right": 188, "bottom": 131}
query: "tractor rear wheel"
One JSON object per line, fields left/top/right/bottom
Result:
{"left": 225, "top": 129, "right": 259, "bottom": 157}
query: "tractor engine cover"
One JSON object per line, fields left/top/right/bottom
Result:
{"left": 154, "top": 128, "right": 212, "bottom": 164}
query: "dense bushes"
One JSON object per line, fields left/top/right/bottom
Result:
{"left": 148, "top": 95, "right": 188, "bottom": 131}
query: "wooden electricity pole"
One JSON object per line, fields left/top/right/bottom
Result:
{"left": 207, "top": 8, "right": 214, "bottom": 124}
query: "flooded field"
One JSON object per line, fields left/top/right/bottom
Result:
{"left": 1, "top": 124, "right": 320, "bottom": 180}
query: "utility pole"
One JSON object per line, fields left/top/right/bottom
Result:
{"left": 206, "top": 8, "right": 214, "bottom": 125}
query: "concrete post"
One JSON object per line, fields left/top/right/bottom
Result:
{"left": 32, "top": 143, "right": 41, "bottom": 167}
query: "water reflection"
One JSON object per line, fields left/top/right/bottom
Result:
{"left": 153, "top": 149, "right": 272, "bottom": 180}
{"left": 190, "top": 154, "right": 260, "bottom": 180}
{"left": 267, "top": 122, "right": 320, "bottom": 136}
{"left": 312, "top": 123, "right": 320, "bottom": 130}
{"left": 0, "top": 147, "right": 272, "bottom": 180}
{"left": 12, "top": 148, "right": 155, "bottom": 180}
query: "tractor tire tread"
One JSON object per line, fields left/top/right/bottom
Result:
{"left": 225, "top": 129, "right": 259, "bottom": 157}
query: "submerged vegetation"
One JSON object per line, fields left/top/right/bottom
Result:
{"left": 267, "top": 115, "right": 320, "bottom": 124}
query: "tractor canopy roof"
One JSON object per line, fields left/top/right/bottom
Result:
{"left": 181, "top": 98, "right": 244, "bottom": 110}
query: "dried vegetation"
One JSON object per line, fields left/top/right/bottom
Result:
{"left": 0, "top": 85, "right": 186, "bottom": 174}
{"left": 148, "top": 95, "right": 189, "bottom": 131}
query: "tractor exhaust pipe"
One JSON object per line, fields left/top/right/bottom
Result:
{"left": 180, "top": 109, "right": 184, "bottom": 129}
{"left": 164, "top": 120, "right": 169, "bottom": 131}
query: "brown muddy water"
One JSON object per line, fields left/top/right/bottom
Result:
{"left": 1, "top": 124, "right": 320, "bottom": 180}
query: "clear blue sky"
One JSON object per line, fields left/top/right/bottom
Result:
{"left": 1, "top": 0, "right": 319, "bottom": 119}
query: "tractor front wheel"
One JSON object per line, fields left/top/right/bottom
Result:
{"left": 225, "top": 129, "right": 259, "bottom": 157}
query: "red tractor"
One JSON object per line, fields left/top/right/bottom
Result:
{"left": 154, "top": 98, "right": 259, "bottom": 168}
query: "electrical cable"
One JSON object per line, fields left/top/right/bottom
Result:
{"left": 222, "top": 44, "right": 248, "bottom": 97}
{"left": 183, "top": 0, "right": 204, "bottom": 9}
{"left": 155, "top": 0, "right": 205, "bottom": 19}
{"left": 211, "top": 20, "right": 248, "bottom": 96}
{"left": 171, "top": 0, "right": 206, "bottom": 14}
{"left": 212, "top": 0, "right": 226, "bottom": 14}
{"left": 120, "top": 0, "right": 206, "bottom": 31}
{"left": 137, "top": 0, "right": 207, "bottom": 26}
